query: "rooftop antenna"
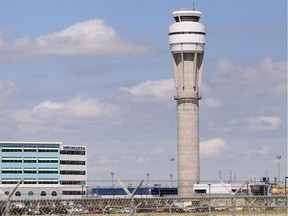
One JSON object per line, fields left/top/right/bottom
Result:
{"left": 192, "top": 1, "right": 195, "bottom": 10}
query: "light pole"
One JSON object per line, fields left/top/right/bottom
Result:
{"left": 285, "top": 177, "right": 288, "bottom": 207}
{"left": 218, "top": 170, "right": 222, "bottom": 180}
{"left": 111, "top": 172, "right": 115, "bottom": 198}
{"left": 146, "top": 173, "right": 150, "bottom": 198}
{"left": 277, "top": 156, "right": 281, "bottom": 187}
{"left": 170, "top": 158, "right": 175, "bottom": 187}
{"left": 170, "top": 174, "right": 173, "bottom": 188}
{"left": 154, "top": 184, "right": 161, "bottom": 197}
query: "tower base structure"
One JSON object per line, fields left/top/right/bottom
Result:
{"left": 176, "top": 98, "right": 200, "bottom": 196}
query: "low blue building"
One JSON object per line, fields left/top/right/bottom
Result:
{"left": 91, "top": 187, "right": 177, "bottom": 197}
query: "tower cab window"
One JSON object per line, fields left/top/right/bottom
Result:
{"left": 174, "top": 16, "right": 199, "bottom": 22}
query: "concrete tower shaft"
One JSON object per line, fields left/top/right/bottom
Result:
{"left": 168, "top": 9, "right": 206, "bottom": 196}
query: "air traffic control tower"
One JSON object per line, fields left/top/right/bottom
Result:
{"left": 168, "top": 9, "right": 206, "bottom": 196}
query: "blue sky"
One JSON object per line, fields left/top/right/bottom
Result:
{"left": 0, "top": 0, "right": 287, "bottom": 185}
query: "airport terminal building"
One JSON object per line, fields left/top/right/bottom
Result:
{"left": 0, "top": 141, "right": 87, "bottom": 199}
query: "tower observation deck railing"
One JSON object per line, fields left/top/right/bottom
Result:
{"left": 174, "top": 93, "right": 202, "bottom": 101}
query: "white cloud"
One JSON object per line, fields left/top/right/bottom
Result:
{"left": 245, "top": 146, "right": 269, "bottom": 156}
{"left": 8, "top": 97, "right": 120, "bottom": 126}
{"left": 213, "top": 57, "right": 286, "bottom": 84}
{"left": 5, "top": 19, "right": 152, "bottom": 59}
{"left": 269, "top": 84, "right": 287, "bottom": 98}
{"left": 0, "top": 30, "right": 10, "bottom": 50}
{"left": 246, "top": 116, "right": 282, "bottom": 131}
{"left": 0, "top": 80, "right": 17, "bottom": 97}
{"left": 120, "top": 79, "right": 175, "bottom": 101}
{"left": 242, "top": 58, "right": 286, "bottom": 83}
{"left": 214, "top": 58, "right": 234, "bottom": 79}
{"left": 151, "top": 147, "right": 164, "bottom": 156}
{"left": 202, "top": 98, "right": 222, "bottom": 109}
{"left": 200, "top": 138, "right": 229, "bottom": 158}
{"left": 0, "top": 80, "right": 18, "bottom": 107}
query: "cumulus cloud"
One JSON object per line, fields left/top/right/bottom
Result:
{"left": 0, "top": 80, "right": 18, "bottom": 107}
{"left": 242, "top": 58, "right": 286, "bottom": 83}
{"left": 213, "top": 57, "right": 286, "bottom": 84}
{"left": 200, "top": 138, "right": 229, "bottom": 158}
{"left": 269, "top": 84, "right": 287, "bottom": 98}
{"left": 0, "top": 30, "right": 10, "bottom": 50}
{"left": 202, "top": 98, "right": 222, "bottom": 109}
{"left": 246, "top": 115, "right": 282, "bottom": 131}
{"left": 8, "top": 97, "right": 120, "bottom": 126}
{"left": 245, "top": 146, "right": 269, "bottom": 156}
{"left": 2, "top": 19, "right": 152, "bottom": 60}
{"left": 213, "top": 58, "right": 234, "bottom": 80}
{"left": 120, "top": 79, "right": 175, "bottom": 101}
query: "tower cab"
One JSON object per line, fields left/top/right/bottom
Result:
{"left": 172, "top": 10, "right": 202, "bottom": 22}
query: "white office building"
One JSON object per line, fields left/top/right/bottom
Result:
{"left": 0, "top": 141, "right": 87, "bottom": 199}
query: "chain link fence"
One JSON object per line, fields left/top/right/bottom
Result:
{"left": 1, "top": 195, "right": 287, "bottom": 216}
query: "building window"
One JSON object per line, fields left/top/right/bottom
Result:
{"left": 60, "top": 181, "right": 86, "bottom": 185}
{"left": 60, "top": 160, "right": 86, "bottom": 165}
{"left": 60, "top": 170, "right": 86, "bottom": 175}
{"left": 15, "top": 191, "right": 21, "bottom": 196}
{"left": 23, "top": 159, "right": 37, "bottom": 163}
{"left": 2, "top": 170, "right": 22, "bottom": 174}
{"left": 28, "top": 191, "right": 34, "bottom": 196}
{"left": 194, "top": 189, "right": 206, "bottom": 194}
{"left": 38, "top": 149, "right": 58, "bottom": 152}
{"left": 24, "top": 149, "right": 37, "bottom": 152}
{"left": 24, "top": 181, "right": 37, "bottom": 184}
{"left": 38, "top": 170, "right": 58, "bottom": 174}
{"left": 2, "top": 181, "right": 19, "bottom": 184}
{"left": 4, "top": 191, "right": 9, "bottom": 196}
{"left": 51, "top": 191, "right": 57, "bottom": 196}
{"left": 40, "top": 191, "right": 46, "bottom": 197}
{"left": 60, "top": 150, "right": 85, "bottom": 155}
{"left": 2, "top": 159, "right": 22, "bottom": 163}
{"left": 2, "top": 148, "right": 22, "bottom": 152}
{"left": 38, "top": 181, "right": 58, "bottom": 184}
{"left": 24, "top": 170, "right": 37, "bottom": 174}
{"left": 62, "top": 191, "right": 82, "bottom": 195}
{"left": 38, "top": 158, "right": 58, "bottom": 163}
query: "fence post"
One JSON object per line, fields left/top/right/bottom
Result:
{"left": 4, "top": 178, "right": 23, "bottom": 216}
{"left": 231, "top": 196, "right": 236, "bottom": 216}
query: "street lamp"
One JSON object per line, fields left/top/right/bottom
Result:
{"left": 111, "top": 172, "right": 115, "bottom": 198}
{"left": 154, "top": 184, "right": 161, "bottom": 197}
{"left": 170, "top": 158, "right": 175, "bottom": 187}
{"left": 146, "top": 173, "right": 150, "bottom": 198}
{"left": 285, "top": 177, "right": 288, "bottom": 207}
{"left": 170, "top": 174, "right": 173, "bottom": 188}
{"left": 277, "top": 156, "right": 281, "bottom": 187}
{"left": 218, "top": 170, "right": 222, "bottom": 180}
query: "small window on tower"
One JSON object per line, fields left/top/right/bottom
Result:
{"left": 174, "top": 17, "right": 180, "bottom": 22}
